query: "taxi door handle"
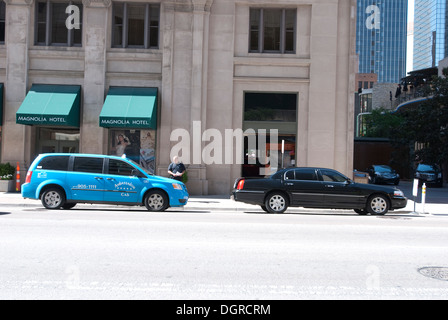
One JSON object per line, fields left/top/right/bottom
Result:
{"left": 106, "top": 178, "right": 115, "bottom": 181}
{"left": 94, "top": 177, "right": 103, "bottom": 180}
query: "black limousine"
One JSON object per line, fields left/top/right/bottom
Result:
{"left": 232, "top": 167, "right": 407, "bottom": 215}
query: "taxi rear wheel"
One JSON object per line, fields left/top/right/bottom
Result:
{"left": 144, "top": 190, "right": 169, "bottom": 212}
{"left": 41, "top": 188, "right": 65, "bottom": 210}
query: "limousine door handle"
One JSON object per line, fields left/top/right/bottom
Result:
{"left": 285, "top": 182, "right": 294, "bottom": 186}
{"left": 325, "top": 184, "right": 334, "bottom": 188}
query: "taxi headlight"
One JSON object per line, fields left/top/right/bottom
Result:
{"left": 172, "top": 183, "right": 183, "bottom": 190}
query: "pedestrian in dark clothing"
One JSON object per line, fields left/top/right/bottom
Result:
{"left": 168, "top": 156, "right": 186, "bottom": 182}
{"left": 395, "top": 84, "right": 402, "bottom": 99}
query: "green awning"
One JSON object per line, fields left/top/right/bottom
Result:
{"left": 99, "top": 87, "right": 158, "bottom": 129}
{"left": 16, "top": 84, "right": 81, "bottom": 127}
{"left": 0, "top": 84, "right": 3, "bottom": 125}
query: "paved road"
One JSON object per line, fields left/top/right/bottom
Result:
{"left": 1, "top": 205, "right": 447, "bottom": 300}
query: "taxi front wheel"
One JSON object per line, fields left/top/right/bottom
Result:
{"left": 144, "top": 190, "right": 169, "bottom": 212}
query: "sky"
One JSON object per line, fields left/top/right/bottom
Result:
{"left": 407, "top": 0, "right": 415, "bottom": 74}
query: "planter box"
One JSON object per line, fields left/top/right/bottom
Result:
{"left": 0, "top": 180, "right": 15, "bottom": 192}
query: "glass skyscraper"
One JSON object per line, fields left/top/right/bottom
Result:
{"left": 413, "top": 0, "right": 447, "bottom": 70}
{"left": 356, "top": 0, "right": 408, "bottom": 83}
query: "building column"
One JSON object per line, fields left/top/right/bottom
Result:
{"left": 80, "top": 0, "right": 110, "bottom": 154}
{"left": 2, "top": 0, "right": 33, "bottom": 173}
{"left": 187, "top": 0, "right": 213, "bottom": 195}
{"left": 159, "top": 0, "right": 212, "bottom": 195}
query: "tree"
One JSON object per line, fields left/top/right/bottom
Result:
{"left": 400, "top": 68, "right": 448, "bottom": 165}
{"left": 363, "top": 68, "right": 448, "bottom": 174}
{"left": 364, "top": 107, "right": 403, "bottom": 139}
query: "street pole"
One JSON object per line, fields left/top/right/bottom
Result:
{"left": 412, "top": 179, "right": 418, "bottom": 214}
{"left": 422, "top": 183, "right": 426, "bottom": 214}
{"left": 281, "top": 140, "right": 284, "bottom": 169}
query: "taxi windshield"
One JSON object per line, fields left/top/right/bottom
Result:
{"left": 126, "top": 157, "right": 153, "bottom": 176}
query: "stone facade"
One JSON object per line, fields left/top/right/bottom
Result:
{"left": 0, "top": 0, "right": 357, "bottom": 195}
{"left": 372, "top": 83, "right": 398, "bottom": 110}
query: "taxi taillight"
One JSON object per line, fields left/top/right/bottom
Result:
{"left": 236, "top": 179, "right": 245, "bottom": 190}
{"left": 25, "top": 171, "right": 33, "bottom": 184}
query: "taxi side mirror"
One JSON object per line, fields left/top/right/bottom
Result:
{"left": 131, "top": 169, "right": 144, "bottom": 178}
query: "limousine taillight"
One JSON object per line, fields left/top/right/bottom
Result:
{"left": 236, "top": 179, "right": 245, "bottom": 190}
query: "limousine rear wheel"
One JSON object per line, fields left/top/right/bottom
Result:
{"left": 366, "top": 194, "right": 389, "bottom": 215}
{"left": 144, "top": 190, "right": 169, "bottom": 212}
{"left": 265, "top": 192, "right": 288, "bottom": 214}
{"left": 41, "top": 188, "right": 65, "bottom": 210}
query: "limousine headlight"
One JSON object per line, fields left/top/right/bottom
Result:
{"left": 172, "top": 183, "right": 183, "bottom": 190}
{"left": 394, "top": 190, "right": 404, "bottom": 197}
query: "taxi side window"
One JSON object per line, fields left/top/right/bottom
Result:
{"left": 109, "top": 159, "right": 135, "bottom": 176}
{"left": 37, "top": 156, "right": 69, "bottom": 171}
{"left": 73, "top": 157, "right": 104, "bottom": 174}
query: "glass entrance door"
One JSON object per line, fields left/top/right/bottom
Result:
{"left": 37, "top": 128, "right": 80, "bottom": 154}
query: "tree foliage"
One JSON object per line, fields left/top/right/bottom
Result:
{"left": 364, "top": 68, "right": 448, "bottom": 166}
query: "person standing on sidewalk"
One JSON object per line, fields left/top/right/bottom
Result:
{"left": 168, "top": 156, "right": 186, "bottom": 182}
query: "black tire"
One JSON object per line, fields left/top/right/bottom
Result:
{"left": 144, "top": 190, "right": 169, "bottom": 212}
{"left": 366, "top": 194, "right": 389, "bottom": 215}
{"left": 41, "top": 188, "right": 65, "bottom": 210}
{"left": 260, "top": 205, "right": 269, "bottom": 212}
{"left": 264, "top": 192, "right": 288, "bottom": 214}
{"left": 354, "top": 209, "right": 367, "bottom": 215}
{"left": 61, "top": 203, "right": 77, "bottom": 210}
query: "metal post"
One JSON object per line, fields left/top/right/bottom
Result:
{"left": 422, "top": 183, "right": 426, "bottom": 214}
{"left": 281, "top": 140, "right": 284, "bottom": 169}
{"left": 412, "top": 178, "right": 419, "bottom": 214}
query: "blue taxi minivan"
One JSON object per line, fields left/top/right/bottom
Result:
{"left": 22, "top": 153, "right": 189, "bottom": 211}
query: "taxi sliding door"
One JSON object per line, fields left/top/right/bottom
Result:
{"left": 69, "top": 156, "right": 106, "bottom": 201}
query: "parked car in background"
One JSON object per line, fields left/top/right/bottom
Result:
{"left": 415, "top": 164, "right": 443, "bottom": 187}
{"left": 232, "top": 167, "right": 407, "bottom": 215}
{"left": 22, "top": 153, "right": 189, "bottom": 211}
{"left": 366, "top": 165, "right": 400, "bottom": 185}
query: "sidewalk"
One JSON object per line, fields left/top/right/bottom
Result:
{"left": 0, "top": 191, "right": 259, "bottom": 212}
{"left": 1, "top": 191, "right": 447, "bottom": 215}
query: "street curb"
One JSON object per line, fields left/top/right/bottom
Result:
{"left": 1, "top": 192, "right": 447, "bottom": 215}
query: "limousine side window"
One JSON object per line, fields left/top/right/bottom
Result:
{"left": 109, "top": 159, "right": 135, "bottom": 176}
{"left": 37, "top": 156, "right": 70, "bottom": 171}
{"left": 73, "top": 157, "right": 104, "bottom": 174}
{"left": 284, "top": 170, "right": 295, "bottom": 180}
{"left": 321, "top": 169, "right": 347, "bottom": 183}
{"left": 294, "top": 168, "right": 318, "bottom": 181}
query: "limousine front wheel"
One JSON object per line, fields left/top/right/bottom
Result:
{"left": 41, "top": 188, "right": 65, "bottom": 210}
{"left": 144, "top": 190, "right": 169, "bottom": 212}
{"left": 366, "top": 194, "right": 389, "bottom": 215}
